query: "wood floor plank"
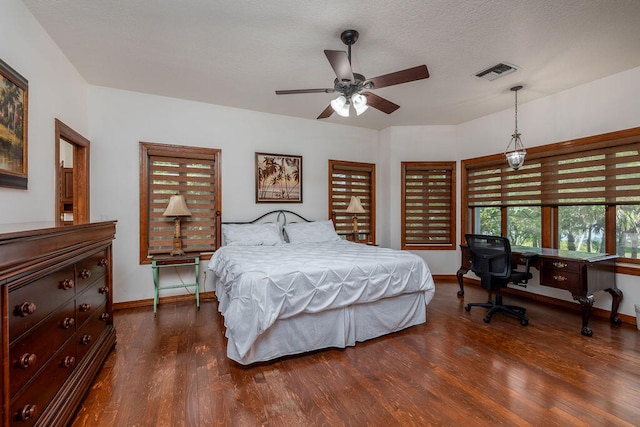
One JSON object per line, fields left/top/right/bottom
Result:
{"left": 72, "top": 282, "right": 640, "bottom": 426}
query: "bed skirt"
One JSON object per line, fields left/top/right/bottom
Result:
{"left": 219, "top": 291, "right": 428, "bottom": 365}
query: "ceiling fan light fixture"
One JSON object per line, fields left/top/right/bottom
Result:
{"left": 331, "top": 95, "right": 350, "bottom": 117}
{"left": 352, "top": 93, "right": 368, "bottom": 116}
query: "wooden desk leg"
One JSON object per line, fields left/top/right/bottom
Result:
{"left": 605, "top": 287, "right": 623, "bottom": 325}
{"left": 574, "top": 295, "right": 595, "bottom": 337}
{"left": 456, "top": 266, "right": 468, "bottom": 297}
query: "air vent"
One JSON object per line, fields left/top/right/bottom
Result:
{"left": 475, "top": 63, "right": 519, "bottom": 81}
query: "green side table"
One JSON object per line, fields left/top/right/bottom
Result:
{"left": 151, "top": 254, "right": 200, "bottom": 315}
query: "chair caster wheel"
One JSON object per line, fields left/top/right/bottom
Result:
{"left": 464, "top": 305, "right": 471, "bottom": 312}
{"left": 483, "top": 316, "right": 491, "bottom": 323}
{"left": 521, "top": 319, "right": 529, "bottom": 326}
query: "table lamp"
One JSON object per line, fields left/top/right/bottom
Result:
{"left": 346, "top": 196, "right": 365, "bottom": 234}
{"left": 163, "top": 194, "right": 192, "bottom": 256}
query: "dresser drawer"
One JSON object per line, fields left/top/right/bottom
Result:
{"left": 77, "top": 302, "right": 109, "bottom": 361}
{"left": 540, "top": 268, "right": 582, "bottom": 292}
{"left": 76, "top": 277, "right": 109, "bottom": 328}
{"left": 540, "top": 258, "right": 581, "bottom": 273}
{"left": 9, "top": 338, "right": 77, "bottom": 426}
{"left": 8, "top": 265, "right": 76, "bottom": 342}
{"left": 9, "top": 299, "right": 76, "bottom": 397}
{"left": 75, "top": 249, "right": 109, "bottom": 293}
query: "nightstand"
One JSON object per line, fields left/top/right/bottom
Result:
{"left": 151, "top": 254, "right": 200, "bottom": 315}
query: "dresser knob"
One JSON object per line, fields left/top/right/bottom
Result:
{"left": 553, "top": 274, "right": 568, "bottom": 282}
{"left": 62, "top": 356, "right": 76, "bottom": 368}
{"left": 61, "top": 317, "right": 75, "bottom": 329}
{"left": 79, "top": 303, "right": 92, "bottom": 312}
{"left": 16, "top": 302, "right": 36, "bottom": 317}
{"left": 18, "top": 353, "right": 37, "bottom": 369}
{"left": 99, "top": 312, "right": 110, "bottom": 322}
{"left": 59, "top": 278, "right": 74, "bottom": 290}
{"left": 17, "top": 404, "right": 37, "bottom": 421}
{"left": 80, "top": 335, "right": 92, "bottom": 345}
{"left": 99, "top": 286, "right": 109, "bottom": 295}
{"left": 98, "top": 258, "right": 108, "bottom": 267}
{"left": 552, "top": 261, "right": 568, "bottom": 268}
{"left": 79, "top": 269, "right": 91, "bottom": 279}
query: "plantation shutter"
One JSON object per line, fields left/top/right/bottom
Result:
{"left": 329, "top": 160, "right": 375, "bottom": 240}
{"left": 466, "top": 136, "right": 640, "bottom": 207}
{"left": 402, "top": 162, "right": 456, "bottom": 249}
{"left": 140, "top": 142, "right": 221, "bottom": 262}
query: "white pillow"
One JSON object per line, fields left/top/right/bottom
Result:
{"left": 285, "top": 220, "right": 341, "bottom": 244}
{"left": 222, "top": 223, "right": 283, "bottom": 246}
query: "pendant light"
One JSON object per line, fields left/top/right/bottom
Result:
{"left": 504, "top": 85, "right": 526, "bottom": 170}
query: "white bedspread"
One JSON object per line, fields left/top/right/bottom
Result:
{"left": 207, "top": 241, "right": 435, "bottom": 360}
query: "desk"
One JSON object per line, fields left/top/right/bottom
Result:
{"left": 457, "top": 246, "right": 623, "bottom": 336}
{"left": 151, "top": 255, "right": 200, "bottom": 315}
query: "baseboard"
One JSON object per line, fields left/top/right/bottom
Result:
{"left": 113, "top": 291, "right": 216, "bottom": 311}
{"left": 460, "top": 277, "right": 636, "bottom": 326}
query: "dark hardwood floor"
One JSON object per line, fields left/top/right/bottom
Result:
{"left": 71, "top": 280, "right": 640, "bottom": 426}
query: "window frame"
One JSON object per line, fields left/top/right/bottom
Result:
{"left": 462, "top": 126, "right": 640, "bottom": 273}
{"left": 401, "top": 161, "right": 456, "bottom": 250}
{"left": 139, "top": 141, "right": 221, "bottom": 264}
{"left": 328, "top": 159, "right": 376, "bottom": 244}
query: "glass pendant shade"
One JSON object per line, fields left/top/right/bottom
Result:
{"left": 331, "top": 95, "right": 350, "bottom": 117}
{"left": 352, "top": 93, "right": 368, "bottom": 116}
{"left": 505, "top": 133, "right": 526, "bottom": 170}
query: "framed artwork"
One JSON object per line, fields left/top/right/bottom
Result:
{"left": 256, "top": 152, "right": 302, "bottom": 203}
{"left": 0, "top": 58, "right": 28, "bottom": 189}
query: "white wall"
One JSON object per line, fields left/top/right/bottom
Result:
{"left": 456, "top": 66, "right": 640, "bottom": 317}
{"left": 380, "top": 125, "right": 459, "bottom": 275}
{"left": 0, "top": 0, "right": 89, "bottom": 223}
{"left": 88, "top": 86, "right": 378, "bottom": 303}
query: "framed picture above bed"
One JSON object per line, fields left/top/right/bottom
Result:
{"left": 0, "top": 58, "right": 28, "bottom": 189}
{"left": 255, "top": 152, "right": 302, "bottom": 203}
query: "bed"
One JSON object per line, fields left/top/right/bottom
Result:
{"left": 207, "top": 210, "right": 436, "bottom": 365}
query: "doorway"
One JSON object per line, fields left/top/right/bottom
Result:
{"left": 55, "top": 119, "right": 90, "bottom": 225}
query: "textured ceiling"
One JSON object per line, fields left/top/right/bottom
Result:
{"left": 21, "top": 0, "right": 640, "bottom": 130}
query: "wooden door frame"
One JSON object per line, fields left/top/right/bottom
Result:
{"left": 55, "top": 119, "right": 90, "bottom": 225}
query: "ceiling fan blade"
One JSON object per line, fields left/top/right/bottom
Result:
{"left": 365, "top": 65, "right": 429, "bottom": 89}
{"left": 276, "top": 88, "right": 335, "bottom": 95}
{"left": 362, "top": 92, "right": 400, "bottom": 114}
{"left": 317, "top": 104, "right": 334, "bottom": 119}
{"left": 324, "top": 50, "right": 354, "bottom": 82}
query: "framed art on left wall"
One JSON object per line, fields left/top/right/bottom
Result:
{"left": 0, "top": 58, "right": 28, "bottom": 189}
{"left": 256, "top": 152, "right": 302, "bottom": 203}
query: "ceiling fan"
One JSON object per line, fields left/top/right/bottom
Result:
{"left": 275, "top": 29, "right": 430, "bottom": 119}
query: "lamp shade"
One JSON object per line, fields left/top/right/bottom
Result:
{"left": 352, "top": 93, "right": 368, "bottom": 116}
{"left": 331, "top": 95, "right": 350, "bottom": 117}
{"left": 346, "top": 196, "right": 365, "bottom": 214}
{"left": 163, "top": 195, "right": 192, "bottom": 217}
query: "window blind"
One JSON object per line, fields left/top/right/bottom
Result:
{"left": 402, "top": 162, "right": 456, "bottom": 248}
{"left": 466, "top": 138, "right": 640, "bottom": 207}
{"left": 140, "top": 141, "right": 221, "bottom": 263}
{"left": 329, "top": 160, "right": 375, "bottom": 237}
{"left": 148, "top": 155, "right": 218, "bottom": 254}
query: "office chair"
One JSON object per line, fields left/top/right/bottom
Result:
{"left": 464, "top": 234, "right": 536, "bottom": 326}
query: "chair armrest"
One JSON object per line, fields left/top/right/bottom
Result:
{"left": 517, "top": 252, "right": 538, "bottom": 283}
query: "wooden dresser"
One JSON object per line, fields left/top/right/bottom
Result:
{"left": 1, "top": 221, "right": 117, "bottom": 426}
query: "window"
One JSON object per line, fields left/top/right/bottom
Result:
{"left": 329, "top": 160, "right": 376, "bottom": 243}
{"left": 139, "top": 142, "right": 221, "bottom": 264}
{"left": 401, "top": 161, "right": 456, "bottom": 250}
{"left": 463, "top": 127, "right": 640, "bottom": 266}
{"left": 506, "top": 206, "right": 541, "bottom": 248}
